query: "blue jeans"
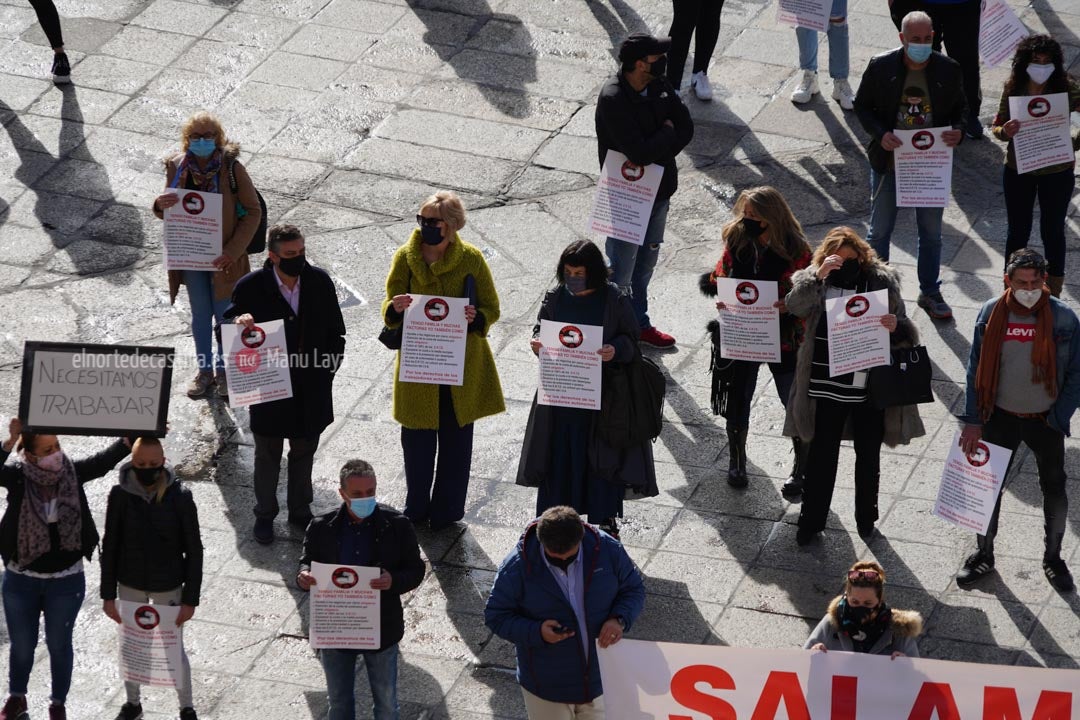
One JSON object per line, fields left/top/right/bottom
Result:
{"left": 605, "top": 198, "right": 670, "bottom": 329}
{"left": 795, "top": 0, "right": 849, "bottom": 78}
{"left": 866, "top": 168, "right": 944, "bottom": 295}
{"left": 183, "top": 269, "right": 229, "bottom": 372}
{"left": 321, "top": 644, "right": 399, "bottom": 720}
{"left": 1, "top": 570, "right": 85, "bottom": 704}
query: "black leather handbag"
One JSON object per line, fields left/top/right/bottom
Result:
{"left": 868, "top": 345, "right": 933, "bottom": 409}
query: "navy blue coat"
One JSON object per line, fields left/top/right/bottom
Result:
{"left": 224, "top": 261, "right": 346, "bottom": 438}
{"left": 484, "top": 520, "right": 646, "bottom": 703}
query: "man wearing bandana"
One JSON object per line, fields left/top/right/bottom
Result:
{"left": 957, "top": 249, "right": 1080, "bottom": 592}
{"left": 485, "top": 506, "right": 645, "bottom": 719}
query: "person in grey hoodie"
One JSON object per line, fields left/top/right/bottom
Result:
{"left": 804, "top": 560, "right": 922, "bottom": 657}
{"left": 99, "top": 437, "right": 203, "bottom": 720}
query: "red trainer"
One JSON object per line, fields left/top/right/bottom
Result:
{"left": 639, "top": 326, "right": 676, "bottom": 348}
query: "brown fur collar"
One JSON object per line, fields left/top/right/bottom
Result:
{"left": 826, "top": 595, "right": 923, "bottom": 639}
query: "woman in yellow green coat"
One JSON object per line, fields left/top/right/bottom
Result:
{"left": 381, "top": 192, "right": 505, "bottom": 530}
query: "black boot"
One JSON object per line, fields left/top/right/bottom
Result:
{"left": 781, "top": 437, "right": 807, "bottom": 500}
{"left": 726, "top": 428, "right": 748, "bottom": 488}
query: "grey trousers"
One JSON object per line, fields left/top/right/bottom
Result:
{"left": 252, "top": 432, "right": 320, "bottom": 520}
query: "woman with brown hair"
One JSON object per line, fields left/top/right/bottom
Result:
{"left": 700, "top": 186, "right": 812, "bottom": 494}
{"left": 153, "top": 111, "right": 262, "bottom": 399}
{"left": 783, "top": 227, "right": 924, "bottom": 545}
{"left": 804, "top": 560, "right": 922, "bottom": 657}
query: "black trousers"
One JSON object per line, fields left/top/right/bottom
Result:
{"left": 253, "top": 433, "right": 319, "bottom": 520}
{"left": 1002, "top": 165, "right": 1076, "bottom": 277}
{"left": 29, "top": 0, "right": 64, "bottom": 48}
{"left": 924, "top": 0, "right": 982, "bottom": 118}
{"left": 977, "top": 409, "right": 1069, "bottom": 560}
{"left": 667, "top": 0, "right": 725, "bottom": 87}
{"left": 401, "top": 385, "right": 474, "bottom": 527}
{"left": 798, "top": 397, "right": 884, "bottom": 533}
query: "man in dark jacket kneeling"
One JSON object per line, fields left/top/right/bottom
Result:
{"left": 297, "top": 460, "right": 425, "bottom": 720}
{"left": 485, "top": 506, "right": 645, "bottom": 718}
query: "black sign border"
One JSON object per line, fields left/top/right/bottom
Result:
{"left": 19, "top": 341, "right": 175, "bottom": 438}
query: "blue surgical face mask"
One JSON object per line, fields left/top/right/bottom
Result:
{"left": 349, "top": 497, "right": 377, "bottom": 518}
{"left": 905, "top": 43, "right": 932, "bottom": 64}
{"left": 188, "top": 138, "right": 217, "bottom": 158}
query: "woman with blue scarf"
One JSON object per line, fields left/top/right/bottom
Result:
{"left": 153, "top": 112, "right": 262, "bottom": 399}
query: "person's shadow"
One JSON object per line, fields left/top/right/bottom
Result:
{"left": 0, "top": 86, "right": 144, "bottom": 280}
{"left": 403, "top": 0, "right": 537, "bottom": 119}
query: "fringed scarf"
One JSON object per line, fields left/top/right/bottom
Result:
{"left": 17, "top": 453, "right": 81, "bottom": 567}
{"left": 171, "top": 149, "right": 223, "bottom": 193}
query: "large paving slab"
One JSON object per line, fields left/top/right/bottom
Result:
{"left": 1, "top": 0, "right": 1079, "bottom": 716}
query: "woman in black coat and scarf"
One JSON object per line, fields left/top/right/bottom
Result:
{"left": 516, "top": 240, "right": 657, "bottom": 538}
{"left": 783, "top": 227, "right": 924, "bottom": 546}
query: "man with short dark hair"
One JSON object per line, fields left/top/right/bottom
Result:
{"left": 297, "top": 461, "right": 424, "bottom": 720}
{"left": 225, "top": 224, "right": 346, "bottom": 544}
{"left": 957, "top": 249, "right": 1080, "bottom": 592}
{"left": 595, "top": 32, "right": 694, "bottom": 348}
{"left": 853, "top": 10, "right": 966, "bottom": 321}
{"left": 485, "top": 506, "right": 645, "bottom": 718}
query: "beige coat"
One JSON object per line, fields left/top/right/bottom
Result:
{"left": 153, "top": 145, "right": 261, "bottom": 303}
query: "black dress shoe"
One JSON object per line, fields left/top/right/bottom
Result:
{"left": 253, "top": 517, "right": 273, "bottom": 544}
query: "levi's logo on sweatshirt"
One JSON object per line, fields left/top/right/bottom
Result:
{"left": 1005, "top": 322, "right": 1036, "bottom": 342}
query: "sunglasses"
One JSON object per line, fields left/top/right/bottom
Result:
{"left": 847, "top": 569, "right": 882, "bottom": 582}
{"left": 189, "top": 132, "right": 216, "bottom": 140}
{"left": 416, "top": 215, "right": 442, "bottom": 228}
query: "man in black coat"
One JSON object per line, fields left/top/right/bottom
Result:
{"left": 853, "top": 10, "right": 966, "bottom": 322}
{"left": 225, "top": 224, "right": 346, "bottom": 544}
{"left": 297, "top": 460, "right": 425, "bottom": 720}
{"left": 595, "top": 32, "right": 694, "bottom": 349}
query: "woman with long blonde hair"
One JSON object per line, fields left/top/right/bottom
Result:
{"left": 700, "top": 186, "right": 812, "bottom": 492}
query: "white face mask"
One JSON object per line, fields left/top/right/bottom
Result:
{"left": 1027, "top": 63, "right": 1054, "bottom": 85}
{"left": 1013, "top": 288, "right": 1043, "bottom": 308}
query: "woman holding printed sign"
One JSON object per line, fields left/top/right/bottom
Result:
{"left": 783, "top": 228, "right": 923, "bottom": 546}
{"left": 990, "top": 35, "right": 1080, "bottom": 298}
{"left": 381, "top": 191, "right": 504, "bottom": 531}
{"left": 804, "top": 560, "right": 922, "bottom": 657}
{"left": 153, "top": 112, "right": 262, "bottom": 399}
{"left": 699, "top": 186, "right": 812, "bottom": 495}
{"left": 516, "top": 240, "right": 652, "bottom": 539}
{"left": 0, "top": 419, "right": 131, "bottom": 720}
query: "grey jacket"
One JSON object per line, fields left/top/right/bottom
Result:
{"left": 782, "top": 260, "right": 926, "bottom": 446}
{"left": 804, "top": 596, "right": 923, "bottom": 656}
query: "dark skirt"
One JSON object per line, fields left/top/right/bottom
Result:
{"left": 535, "top": 407, "right": 623, "bottom": 522}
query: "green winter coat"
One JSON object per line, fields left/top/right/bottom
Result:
{"left": 382, "top": 231, "right": 505, "bottom": 429}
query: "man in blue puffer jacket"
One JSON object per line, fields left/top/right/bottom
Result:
{"left": 485, "top": 506, "right": 645, "bottom": 718}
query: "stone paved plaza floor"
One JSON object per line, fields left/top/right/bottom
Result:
{"left": 1, "top": 0, "right": 1080, "bottom": 716}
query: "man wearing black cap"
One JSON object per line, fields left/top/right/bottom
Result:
{"left": 595, "top": 32, "right": 694, "bottom": 348}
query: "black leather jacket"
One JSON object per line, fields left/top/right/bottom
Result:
{"left": 853, "top": 48, "right": 969, "bottom": 173}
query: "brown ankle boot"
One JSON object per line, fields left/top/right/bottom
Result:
{"left": 1047, "top": 275, "right": 1064, "bottom": 298}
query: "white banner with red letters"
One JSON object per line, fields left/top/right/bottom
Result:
{"left": 598, "top": 639, "right": 1079, "bottom": 719}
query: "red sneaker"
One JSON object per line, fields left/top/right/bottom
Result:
{"left": 639, "top": 326, "right": 676, "bottom": 348}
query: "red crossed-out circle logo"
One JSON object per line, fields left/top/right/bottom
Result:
{"left": 620, "top": 160, "right": 645, "bottom": 182}
{"left": 966, "top": 442, "right": 991, "bottom": 467}
{"left": 912, "top": 131, "right": 935, "bottom": 150}
{"left": 332, "top": 567, "right": 359, "bottom": 589}
{"left": 845, "top": 295, "right": 870, "bottom": 317}
{"left": 182, "top": 192, "right": 205, "bottom": 215}
{"left": 241, "top": 326, "right": 266, "bottom": 349}
{"left": 735, "top": 281, "right": 759, "bottom": 305}
{"left": 1027, "top": 96, "right": 1051, "bottom": 118}
{"left": 559, "top": 325, "right": 584, "bottom": 348}
{"left": 424, "top": 298, "right": 449, "bottom": 321}
{"left": 134, "top": 605, "right": 160, "bottom": 630}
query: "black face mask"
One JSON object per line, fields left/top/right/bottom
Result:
{"left": 420, "top": 225, "right": 445, "bottom": 246}
{"left": 564, "top": 276, "right": 587, "bottom": 295}
{"left": 647, "top": 55, "right": 667, "bottom": 79}
{"left": 545, "top": 551, "right": 578, "bottom": 571}
{"left": 133, "top": 466, "right": 163, "bottom": 487}
{"left": 844, "top": 604, "right": 876, "bottom": 625}
{"left": 830, "top": 258, "right": 861, "bottom": 287}
{"left": 741, "top": 218, "right": 765, "bottom": 238}
{"left": 276, "top": 254, "right": 306, "bottom": 277}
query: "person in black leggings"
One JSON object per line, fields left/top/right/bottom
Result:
{"left": 667, "top": 0, "right": 724, "bottom": 101}
{"left": 28, "top": 0, "right": 69, "bottom": 83}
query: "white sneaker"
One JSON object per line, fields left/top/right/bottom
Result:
{"left": 832, "top": 77, "right": 855, "bottom": 110}
{"left": 690, "top": 71, "right": 713, "bottom": 101}
{"left": 791, "top": 70, "right": 819, "bottom": 104}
